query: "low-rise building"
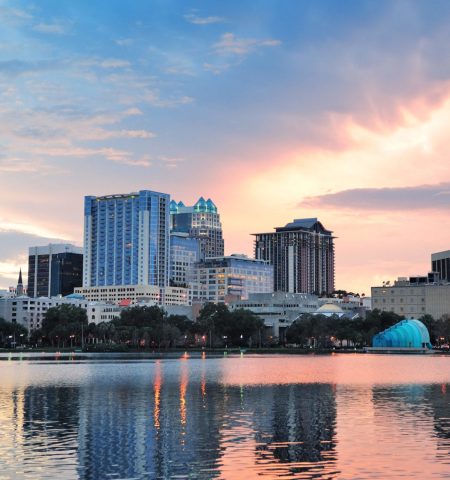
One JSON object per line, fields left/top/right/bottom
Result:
{"left": 74, "top": 284, "right": 191, "bottom": 306}
{"left": 229, "top": 292, "right": 319, "bottom": 338}
{"left": 190, "top": 254, "right": 273, "bottom": 303}
{"left": 0, "top": 295, "right": 120, "bottom": 332}
{"left": 371, "top": 277, "right": 450, "bottom": 319}
{"left": 317, "top": 295, "right": 369, "bottom": 318}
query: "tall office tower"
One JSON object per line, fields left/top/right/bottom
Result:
{"left": 431, "top": 250, "right": 450, "bottom": 282}
{"left": 253, "top": 218, "right": 335, "bottom": 295}
{"left": 28, "top": 244, "right": 83, "bottom": 297}
{"left": 169, "top": 232, "right": 200, "bottom": 287}
{"left": 170, "top": 197, "right": 224, "bottom": 260}
{"left": 83, "top": 190, "right": 170, "bottom": 288}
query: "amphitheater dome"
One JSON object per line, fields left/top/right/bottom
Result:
{"left": 372, "top": 319, "right": 432, "bottom": 349}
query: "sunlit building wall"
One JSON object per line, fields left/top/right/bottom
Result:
{"left": 372, "top": 280, "right": 450, "bottom": 319}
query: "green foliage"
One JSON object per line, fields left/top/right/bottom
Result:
{"left": 0, "top": 318, "right": 27, "bottom": 347}
{"left": 285, "top": 309, "right": 405, "bottom": 348}
{"left": 39, "top": 304, "right": 88, "bottom": 347}
{"left": 195, "top": 303, "right": 263, "bottom": 346}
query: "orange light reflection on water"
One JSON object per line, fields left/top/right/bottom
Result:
{"left": 153, "top": 360, "right": 161, "bottom": 431}
{"left": 179, "top": 360, "right": 188, "bottom": 442}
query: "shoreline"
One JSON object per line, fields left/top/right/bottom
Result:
{"left": 0, "top": 346, "right": 447, "bottom": 360}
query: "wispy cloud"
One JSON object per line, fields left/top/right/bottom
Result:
{"left": 302, "top": 183, "right": 450, "bottom": 211}
{"left": 0, "top": 59, "right": 61, "bottom": 77}
{"left": 158, "top": 155, "right": 184, "bottom": 168}
{"left": 115, "top": 38, "right": 133, "bottom": 46}
{"left": 213, "top": 33, "right": 281, "bottom": 56}
{"left": 33, "top": 21, "right": 70, "bottom": 35}
{"left": 0, "top": 157, "right": 66, "bottom": 174}
{"left": 0, "top": 7, "right": 32, "bottom": 20}
{"left": 205, "top": 33, "right": 281, "bottom": 73}
{"left": 99, "top": 58, "right": 131, "bottom": 69}
{"left": 184, "top": 13, "right": 225, "bottom": 25}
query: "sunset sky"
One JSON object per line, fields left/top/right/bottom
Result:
{"left": 1, "top": 0, "right": 450, "bottom": 293}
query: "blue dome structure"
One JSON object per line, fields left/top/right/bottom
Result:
{"left": 372, "top": 319, "right": 432, "bottom": 349}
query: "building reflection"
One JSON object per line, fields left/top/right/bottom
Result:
{"left": 73, "top": 362, "right": 339, "bottom": 479}
{"left": 371, "top": 383, "right": 450, "bottom": 459}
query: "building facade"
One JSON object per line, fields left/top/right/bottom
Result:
{"left": 0, "top": 295, "right": 120, "bottom": 332}
{"left": 170, "top": 197, "right": 224, "bottom": 260}
{"left": 230, "top": 292, "right": 319, "bottom": 337}
{"left": 189, "top": 254, "right": 273, "bottom": 303}
{"left": 169, "top": 233, "right": 200, "bottom": 287}
{"left": 253, "top": 218, "right": 335, "bottom": 295}
{"left": 74, "top": 285, "right": 191, "bottom": 306}
{"left": 83, "top": 190, "right": 170, "bottom": 288}
{"left": 371, "top": 279, "right": 450, "bottom": 319}
{"left": 432, "top": 250, "right": 450, "bottom": 282}
{"left": 28, "top": 244, "right": 83, "bottom": 297}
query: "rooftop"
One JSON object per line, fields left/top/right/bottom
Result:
{"left": 252, "top": 218, "right": 333, "bottom": 236}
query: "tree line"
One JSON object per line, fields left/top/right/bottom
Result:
{"left": 3, "top": 304, "right": 450, "bottom": 350}
{"left": 285, "top": 310, "right": 450, "bottom": 348}
{"left": 25, "top": 302, "right": 264, "bottom": 349}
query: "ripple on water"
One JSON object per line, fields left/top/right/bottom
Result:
{"left": 0, "top": 355, "right": 450, "bottom": 479}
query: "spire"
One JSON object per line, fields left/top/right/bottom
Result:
{"left": 17, "top": 268, "right": 24, "bottom": 296}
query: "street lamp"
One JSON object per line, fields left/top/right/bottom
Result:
{"left": 223, "top": 335, "right": 228, "bottom": 349}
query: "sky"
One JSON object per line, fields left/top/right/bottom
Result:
{"left": 1, "top": 0, "right": 450, "bottom": 294}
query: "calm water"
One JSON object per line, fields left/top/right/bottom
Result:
{"left": 0, "top": 354, "right": 450, "bottom": 479}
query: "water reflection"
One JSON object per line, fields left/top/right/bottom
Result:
{"left": 0, "top": 356, "right": 449, "bottom": 479}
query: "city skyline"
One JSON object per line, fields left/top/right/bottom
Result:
{"left": 2, "top": 1, "right": 450, "bottom": 293}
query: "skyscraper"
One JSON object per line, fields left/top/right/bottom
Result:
{"left": 83, "top": 190, "right": 170, "bottom": 288}
{"left": 169, "top": 232, "right": 200, "bottom": 288}
{"left": 28, "top": 244, "right": 83, "bottom": 297}
{"left": 253, "top": 218, "right": 335, "bottom": 295}
{"left": 170, "top": 197, "right": 224, "bottom": 260}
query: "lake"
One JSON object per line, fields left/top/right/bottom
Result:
{"left": 0, "top": 353, "right": 449, "bottom": 479}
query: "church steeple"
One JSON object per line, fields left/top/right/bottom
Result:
{"left": 16, "top": 268, "right": 24, "bottom": 296}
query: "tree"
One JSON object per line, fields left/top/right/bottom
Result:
{"left": 41, "top": 304, "right": 88, "bottom": 347}
{"left": 196, "top": 303, "right": 231, "bottom": 347}
{"left": 224, "top": 309, "right": 264, "bottom": 346}
{"left": 0, "top": 318, "right": 27, "bottom": 347}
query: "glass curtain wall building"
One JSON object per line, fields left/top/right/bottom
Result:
{"left": 169, "top": 233, "right": 200, "bottom": 288}
{"left": 83, "top": 191, "right": 170, "bottom": 288}
{"left": 253, "top": 218, "right": 335, "bottom": 295}
{"left": 170, "top": 197, "right": 224, "bottom": 260}
{"left": 28, "top": 244, "right": 83, "bottom": 297}
{"left": 189, "top": 255, "right": 273, "bottom": 303}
